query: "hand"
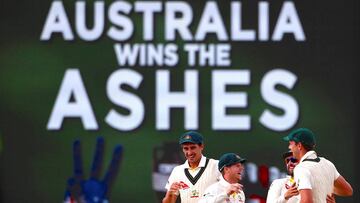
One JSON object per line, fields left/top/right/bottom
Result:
{"left": 284, "top": 184, "right": 299, "bottom": 200}
{"left": 64, "top": 137, "right": 123, "bottom": 203}
{"left": 169, "top": 182, "right": 182, "bottom": 195}
{"left": 326, "top": 194, "right": 336, "bottom": 203}
{"left": 226, "top": 183, "right": 243, "bottom": 196}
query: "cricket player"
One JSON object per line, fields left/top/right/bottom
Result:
{"left": 162, "top": 131, "right": 221, "bottom": 203}
{"left": 266, "top": 151, "right": 300, "bottom": 203}
{"left": 200, "top": 153, "right": 246, "bottom": 203}
{"left": 283, "top": 128, "right": 353, "bottom": 203}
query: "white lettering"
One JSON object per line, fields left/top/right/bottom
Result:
{"left": 212, "top": 70, "right": 250, "bottom": 130}
{"left": 260, "top": 69, "right": 299, "bottom": 131}
{"left": 47, "top": 69, "right": 98, "bottom": 130}
{"left": 40, "top": 1, "right": 74, "bottom": 40}
{"left": 75, "top": 1, "right": 104, "bottom": 41}
{"left": 272, "top": 2, "right": 305, "bottom": 41}
{"left": 105, "top": 69, "right": 144, "bottom": 131}
{"left": 156, "top": 70, "right": 198, "bottom": 130}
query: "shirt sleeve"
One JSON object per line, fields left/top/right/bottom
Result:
{"left": 295, "top": 167, "right": 312, "bottom": 190}
{"left": 266, "top": 179, "right": 287, "bottom": 203}
{"left": 165, "top": 166, "right": 178, "bottom": 190}
{"left": 325, "top": 158, "right": 340, "bottom": 181}
{"left": 334, "top": 169, "right": 340, "bottom": 180}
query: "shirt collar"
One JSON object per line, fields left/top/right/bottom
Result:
{"left": 184, "top": 155, "right": 206, "bottom": 169}
{"left": 300, "top": 150, "right": 317, "bottom": 162}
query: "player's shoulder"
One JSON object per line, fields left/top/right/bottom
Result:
{"left": 170, "top": 162, "right": 186, "bottom": 172}
{"left": 270, "top": 177, "right": 287, "bottom": 187}
{"left": 208, "top": 158, "right": 219, "bottom": 164}
{"left": 207, "top": 158, "right": 220, "bottom": 172}
{"left": 319, "top": 157, "right": 337, "bottom": 169}
{"left": 273, "top": 177, "right": 287, "bottom": 184}
{"left": 295, "top": 162, "right": 307, "bottom": 169}
{"left": 297, "top": 158, "right": 316, "bottom": 168}
{"left": 294, "top": 163, "right": 310, "bottom": 173}
{"left": 319, "top": 157, "right": 334, "bottom": 164}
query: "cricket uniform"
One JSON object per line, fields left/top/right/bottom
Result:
{"left": 200, "top": 176, "right": 245, "bottom": 203}
{"left": 294, "top": 151, "right": 340, "bottom": 203}
{"left": 165, "top": 155, "right": 221, "bottom": 203}
{"left": 266, "top": 176, "right": 300, "bottom": 203}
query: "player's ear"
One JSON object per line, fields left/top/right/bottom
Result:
{"left": 298, "top": 142, "right": 303, "bottom": 150}
{"left": 224, "top": 166, "right": 230, "bottom": 173}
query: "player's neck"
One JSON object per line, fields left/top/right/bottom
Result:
{"left": 299, "top": 150, "right": 308, "bottom": 160}
{"left": 224, "top": 175, "right": 238, "bottom": 184}
{"left": 189, "top": 161, "right": 200, "bottom": 169}
{"left": 189, "top": 157, "right": 202, "bottom": 169}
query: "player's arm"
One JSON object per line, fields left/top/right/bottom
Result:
{"left": 162, "top": 182, "right": 181, "bottom": 203}
{"left": 299, "top": 189, "right": 313, "bottom": 203}
{"left": 162, "top": 191, "right": 178, "bottom": 203}
{"left": 333, "top": 175, "right": 353, "bottom": 196}
{"left": 295, "top": 167, "right": 313, "bottom": 203}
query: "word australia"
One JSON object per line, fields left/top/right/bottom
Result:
{"left": 40, "top": 1, "right": 305, "bottom": 42}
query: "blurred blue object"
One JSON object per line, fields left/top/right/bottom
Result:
{"left": 64, "top": 137, "right": 123, "bottom": 203}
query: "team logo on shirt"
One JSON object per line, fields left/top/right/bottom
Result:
{"left": 190, "top": 189, "right": 199, "bottom": 198}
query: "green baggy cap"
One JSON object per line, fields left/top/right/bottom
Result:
{"left": 179, "top": 131, "right": 203, "bottom": 145}
{"left": 218, "top": 153, "right": 246, "bottom": 172}
{"left": 283, "top": 128, "right": 316, "bottom": 146}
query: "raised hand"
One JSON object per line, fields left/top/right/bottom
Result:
{"left": 226, "top": 183, "right": 243, "bottom": 196}
{"left": 284, "top": 184, "right": 299, "bottom": 200}
{"left": 64, "top": 137, "right": 123, "bottom": 203}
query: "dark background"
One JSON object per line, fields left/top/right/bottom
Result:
{"left": 0, "top": 0, "right": 358, "bottom": 202}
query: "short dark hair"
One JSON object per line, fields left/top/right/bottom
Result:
{"left": 301, "top": 142, "right": 315, "bottom": 151}
{"left": 282, "top": 151, "right": 293, "bottom": 160}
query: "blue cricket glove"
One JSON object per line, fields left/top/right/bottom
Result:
{"left": 64, "top": 137, "right": 123, "bottom": 203}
